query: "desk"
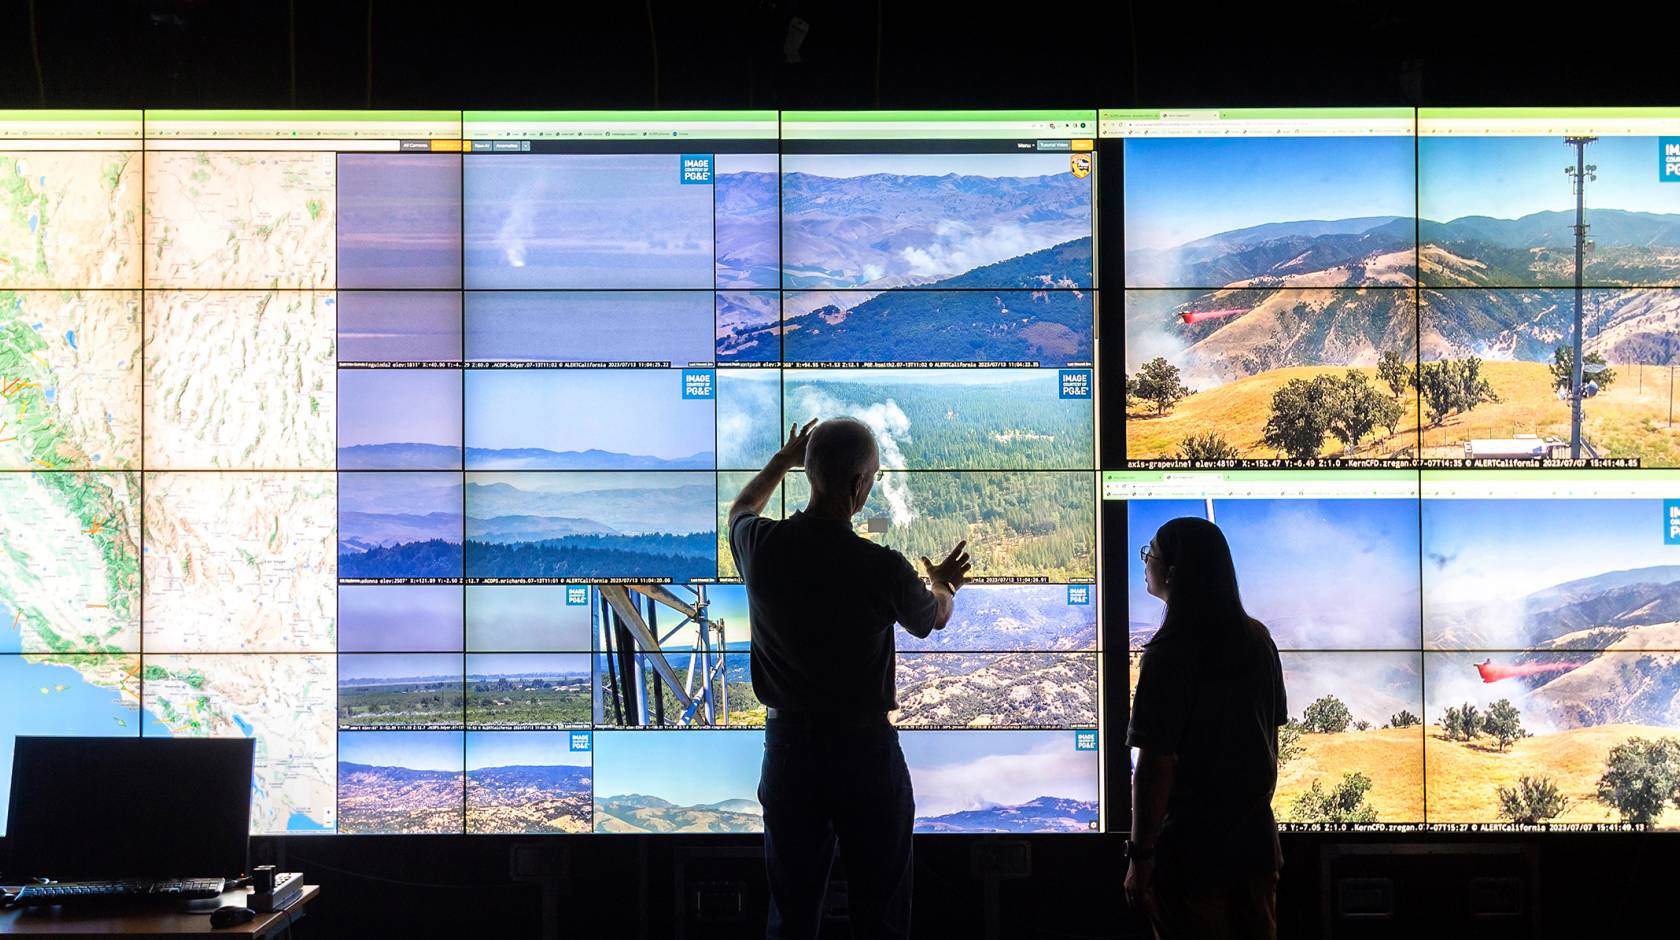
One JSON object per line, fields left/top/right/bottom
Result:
{"left": 0, "top": 886, "right": 319, "bottom": 939}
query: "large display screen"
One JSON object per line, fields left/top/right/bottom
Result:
{"left": 0, "top": 109, "right": 1103, "bottom": 836}
{"left": 1104, "top": 107, "right": 1680, "bottom": 832}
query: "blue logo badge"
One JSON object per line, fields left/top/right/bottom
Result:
{"left": 1662, "top": 139, "right": 1680, "bottom": 182}
{"left": 1666, "top": 499, "right": 1680, "bottom": 544}
{"left": 1074, "top": 730, "right": 1099, "bottom": 751}
{"left": 569, "top": 732, "right": 593, "bottom": 753}
{"left": 1067, "top": 585, "right": 1090, "bottom": 605}
{"left": 1058, "top": 369, "right": 1092, "bottom": 399}
{"left": 682, "top": 369, "right": 715, "bottom": 399}
{"left": 565, "top": 585, "right": 589, "bottom": 606}
{"left": 680, "top": 154, "right": 713, "bottom": 184}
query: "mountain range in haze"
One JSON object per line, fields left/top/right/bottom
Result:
{"left": 914, "top": 796, "right": 1097, "bottom": 833}
{"left": 339, "top": 443, "right": 714, "bottom": 470}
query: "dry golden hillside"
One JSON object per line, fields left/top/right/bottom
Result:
{"left": 1274, "top": 726, "right": 1424, "bottom": 823}
{"left": 1424, "top": 723, "right": 1680, "bottom": 828}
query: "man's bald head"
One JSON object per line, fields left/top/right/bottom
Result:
{"left": 804, "top": 417, "right": 880, "bottom": 499}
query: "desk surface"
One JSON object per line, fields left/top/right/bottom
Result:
{"left": 0, "top": 885, "right": 319, "bottom": 938}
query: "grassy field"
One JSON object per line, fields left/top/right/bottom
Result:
{"left": 466, "top": 677, "right": 592, "bottom": 727}
{"left": 1275, "top": 726, "right": 1424, "bottom": 823}
{"left": 1424, "top": 722, "right": 1680, "bottom": 828}
{"left": 1418, "top": 360, "right": 1680, "bottom": 465}
{"left": 1126, "top": 360, "right": 1680, "bottom": 465}
{"left": 338, "top": 681, "right": 464, "bottom": 727}
{"left": 1125, "top": 365, "right": 1423, "bottom": 461}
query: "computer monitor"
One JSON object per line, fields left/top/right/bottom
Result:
{"left": 4, "top": 737, "right": 254, "bottom": 881}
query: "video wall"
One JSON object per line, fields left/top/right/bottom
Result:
{"left": 6, "top": 106, "right": 1677, "bottom": 838}
{"left": 1106, "top": 108, "right": 1680, "bottom": 832}
{"left": 0, "top": 110, "right": 1101, "bottom": 835}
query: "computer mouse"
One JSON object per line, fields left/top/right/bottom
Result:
{"left": 210, "top": 905, "right": 256, "bottom": 928}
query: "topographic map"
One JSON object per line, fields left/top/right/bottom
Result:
{"left": 142, "top": 290, "right": 335, "bottom": 469}
{"left": 144, "top": 151, "right": 335, "bottom": 289}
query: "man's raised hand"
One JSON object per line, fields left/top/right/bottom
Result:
{"left": 772, "top": 418, "right": 819, "bottom": 469}
{"left": 921, "top": 539, "right": 972, "bottom": 594}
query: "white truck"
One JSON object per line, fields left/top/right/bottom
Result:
{"left": 1463, "top": 435, "right": 1572, "bottom": 460}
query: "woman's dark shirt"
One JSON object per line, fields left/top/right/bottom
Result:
{"left": 1126, "top": 618, "right": 1286, "bottom": 877}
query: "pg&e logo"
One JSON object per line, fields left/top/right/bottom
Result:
{"left": 682, "top": 369, "right": 715, "bottom": 400}
{"left": 1662, "top": 139, "right": 1680, "bottom": 182}
{"left": 1074, "top": 730, "right": 1099, "bottom": 751}
{"left": 1066, "top": 585, "right": 1090, "bottom": 605}
{"left": 565, "top": 585, "right": 589, "bottom": 606}
{"left": 1666, "top": 499, "right": 1680, "bottom": 544}
{"left": 680, "top": 154, "right": 713, "bottom": 184}
{"left": 1058, "top": 369, "right": 1092, "bottom": 399}
{"left": 569, "top": 732, "right": 593, "bottom": 753}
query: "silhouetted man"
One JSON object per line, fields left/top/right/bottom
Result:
{"left": 729, "top": 417, "right": 971, "bottom": 940}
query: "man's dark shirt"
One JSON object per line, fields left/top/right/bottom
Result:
{"left": 729, "top": 508, "right": 941, "bottom": 713}
{"left": 1126, "top": 619, "right": 1286, "bottom": 877}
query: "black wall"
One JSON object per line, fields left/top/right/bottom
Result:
{"left": 2, "top": 2, "right": 1675, "bottom": 936}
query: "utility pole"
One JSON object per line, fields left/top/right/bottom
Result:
{"left": 1565, "top": 136, "right": 1598, "bottom": 459}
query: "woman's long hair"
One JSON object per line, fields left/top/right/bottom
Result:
{"left": 1146, "top": 516, "right": 1256, "bottom": 670}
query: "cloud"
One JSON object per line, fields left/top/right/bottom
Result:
{"left": 1282, "top": 652, "right": 1420, "bottom": 727}
{"left": 908, "top": 739, "right": 1097, "bottom": 819}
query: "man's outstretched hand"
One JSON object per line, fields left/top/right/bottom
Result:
{"left": 921, "top": 540, "right": 971, "bottom": 595}
{"left": 771, "top": 419, "right": 819, "bottom": 469}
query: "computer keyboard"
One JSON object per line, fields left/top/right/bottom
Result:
{"left": 10, "top": 877, "right": 225, "bottom": 905}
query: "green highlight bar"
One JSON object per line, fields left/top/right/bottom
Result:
{"left": 783, "top": 110, "right": 1096, "bottom": 140}
{"left": 463, "top": 110, "right": 777, "bottom": 140}
{"left": 0, "top": 110, "right": 142, "bottom": 138}
{"left": 144, "top": 110, "right": 461, "bottom": 139}
{"left": 1420, "top": 107, "right": 1680, "bottom": 120}
{"left": 1101, "top": 108, "right": 1413, "bottom": 122}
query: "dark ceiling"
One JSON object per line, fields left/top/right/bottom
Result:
{"left": 0, "top": 0, "right": 1669, "bottom": 111}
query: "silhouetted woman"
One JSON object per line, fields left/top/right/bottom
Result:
{"left": 1124, "top": 516, "right": 1286, "bottom": 940}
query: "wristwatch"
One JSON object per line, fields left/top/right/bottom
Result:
{"left": 1123, "top": 840, "right": 1155, "bottom": 862}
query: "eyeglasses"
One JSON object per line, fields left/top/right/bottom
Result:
{"left": 876, "top": 469, "right": 885, "bottom": 482}
{"left": 1139, "top": 545, "right": 1156, "bottom": 564}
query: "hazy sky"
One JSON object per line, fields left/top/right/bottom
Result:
{"left": 1127, "top": 497, "right": 1421, "bottom": 649}
{"left": 339, "top": 731, "right": 462, "bottom": 771}
{"left": 464, "top": 369, "right": 713, "bottom": 458}
{"left": 902, "top": 730, "right": 1098, "bottom": 819}
{"left": 338, "top": 154, "right": 463, "bottom": 289}
{"left": 466, "top": 731, "right": 590, "bottom": 770}
{"left": 591, "top": 729, "right": 764, "bottom": 806}
{"left": 339, "top": 584, "right": 462, "bottom": 652}
{"left": 466, "top": 585, "right": 594, "bottom": 651}
{"left": 1420, "top": 136, "right": 1680, "bottom": 222}
{"left": 463, "top": 290, "right": 713, "bottom": 365}
{"left": 1123, "top": 136, "right": 1416, "bottom": 250}
{"left": 338, "top": 369, "right": 462, "bottom": 448}
{"left": 783, "top": 152, "right": 1078, "bottom": 180}
{"left": 1422, "top": 497, "right": 1674, "bottom": 606}
{"left": 337, "top": 291, "right": 461, "bottom": 362}
{"left": 338, "top": 653, "right": 460, "bottom": 682}
{"left": 466, "top": 652, "right": 590, "bottom": 677}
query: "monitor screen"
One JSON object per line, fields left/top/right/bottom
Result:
{"left": 5, "top": 736, "right": 252, "bottom": 879}
{"left": 0, "top": 109, "right": 1104, "bottom": 837}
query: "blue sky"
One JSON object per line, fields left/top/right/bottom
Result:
{"left": 465, "top": 585, "right": 594, "bottom": 651}
{"left": 464, "top": 369, "right": 714, "bottom": 459}
{"left": 338, "top": 730, "right": 462, "bottom": 771}
{"left": 338, "top": 653, "right": 461, "bottom": 683}
{"left": 1421, "top": 136, "right": 1680, "bottom": 221}
{"left": 464, "top": 291, "right": 714, "bottom": 365}
{"left": 1421, "top": 497, "right": 1676, "bottom": 605}
{"left": 592, "top": 729, "right": 764, "bottom": 806}
{"left": 1123, "top": 136, "right": 1416, "bottom": 250}
{"left": 783, "top": 152, "right": 1076, "bottom": 180}
{"left": 1126, "top": 498, "right": 1421, "bottom": 649}
{"left": 900, "top": 730, "right": 1098, "bottom": 818}
{"left": 338, "top": 369, "right": 461, "bottom": 448}
{"left": 467, "top": 652, "right": 590, "bottom": 677}
{"left": 464, "top": 154, "right": 712, "bottom": 289}
{"left": 466, "top": 731, "right": 590, "bottom": 770}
